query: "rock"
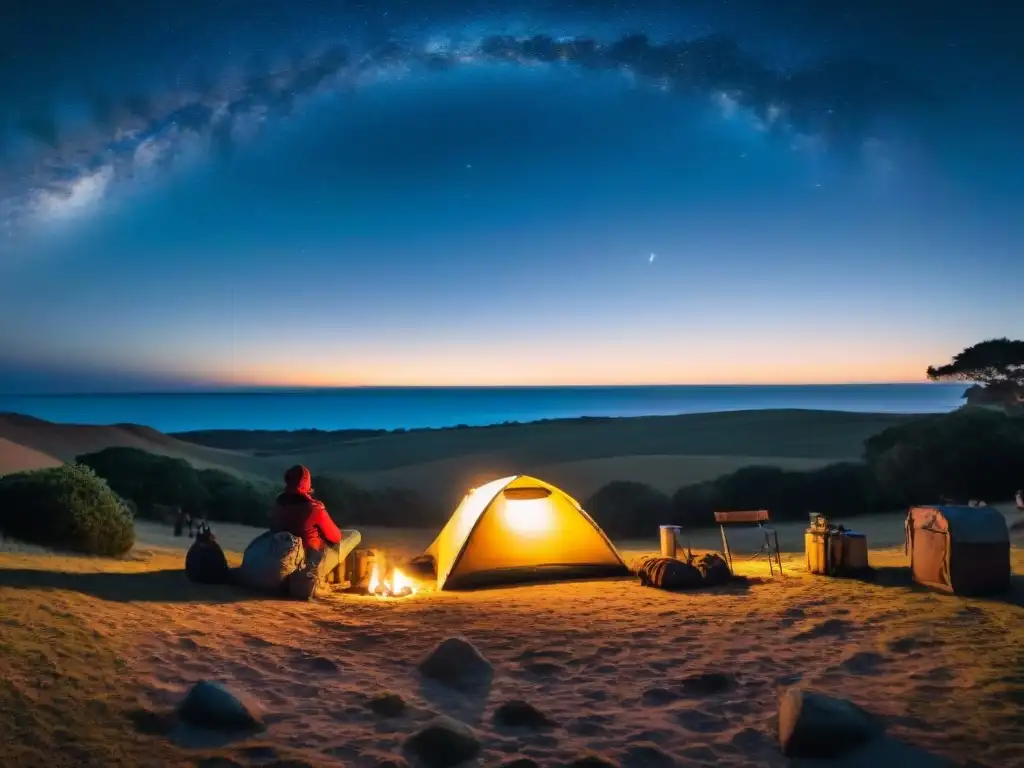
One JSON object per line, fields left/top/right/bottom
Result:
{"left": 635, "top": 557, "right": 704, "bottom": 590}
{"left": 177, "top": 681, "right": 264, "bottom": 731}
{"left": 778, "top": 687, "right": 880, "bottom": 758}
{"left": 372, "top": 756, "right": 409, "bottom": 768}
{"left": 368, "top": 692, "right": 407, "bottom": 718}
{"left": 403, "top": 716, "right": 481, "bottom": 768}
{"left": 418, "top": 637, "right": 493, "bottom": 691}
{"left": 695, "top": 553, "right": 730, "bottom": 586}
{"left": 493, "top": 700, "right": 557, "bottom": 729}
{"left": 500, "top": 760, "right": 541, "bottom": 768}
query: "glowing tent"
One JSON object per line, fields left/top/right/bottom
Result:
{"left": 424, "top": 475, "right": 629, "bottom": 590}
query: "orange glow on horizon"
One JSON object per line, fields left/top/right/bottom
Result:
{"left": 199, "top": 355, "right": 939, "bottom": 389}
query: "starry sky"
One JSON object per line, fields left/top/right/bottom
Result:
{"left": 0, "top": 0, "right": 1021, "bottom": 392}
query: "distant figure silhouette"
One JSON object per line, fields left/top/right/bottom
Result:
{"left": 1016, "top": 490, "right": 1023, "bottom": 511}
{"left": 270, "top": 465, "right": 361, "bottom": 585}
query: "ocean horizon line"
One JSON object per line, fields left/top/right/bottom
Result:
{"left": 5, "top": 381, "right": 958, "bottom": 398}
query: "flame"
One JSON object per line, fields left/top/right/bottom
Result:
{"left": 391, "top": 567, "right": 414, "bottom": 593}
{"left": 366, "top": 563, "right": 416, "bottom": 597}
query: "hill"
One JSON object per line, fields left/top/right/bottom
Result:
{"left": 0, "top": 413, "right": 267, "bottom": 481}
{"left": 2, "top": 409, "right": 916, "bottom": 504}
{"left": 177, "top": 409, "right": 915, "bottom": 504}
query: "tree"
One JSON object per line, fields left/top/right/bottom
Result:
{"left": 926, "top": 338, "right": 1024, "bottom": 390}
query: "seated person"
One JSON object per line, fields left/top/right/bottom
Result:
{"left": 270, "top": 464, "right": 361, "bottom": 583}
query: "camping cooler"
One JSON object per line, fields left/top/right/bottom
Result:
{"left": 805, "top": 527, "right": 869, "bottom": 575}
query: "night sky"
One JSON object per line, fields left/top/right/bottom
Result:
{"left": 1, "top": 0, "right": 1021, "bottom": 392}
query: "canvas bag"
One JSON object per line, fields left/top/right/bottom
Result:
{"left": 237, "top": 530, "right": 307, "bottom": 592}
{"left": 185, "top": 523, "right": 231, "bottom": 584}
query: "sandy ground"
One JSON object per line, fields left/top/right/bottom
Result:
{"left": 2, "top": 510, "right": 1023, "bottom": 768}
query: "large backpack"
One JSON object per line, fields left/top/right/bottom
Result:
{"left": 236, "top": 530, "right": 307, "bottom": 593}
{"left": 185, "top": 523, "right": 231, "bottom": 584}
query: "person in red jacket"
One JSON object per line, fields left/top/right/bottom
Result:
{"left": 270, "top": 464, "right": 361, "bottom": 582}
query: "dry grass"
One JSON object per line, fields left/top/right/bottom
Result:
{"left": 2, "top": 511, "right": 1022, "bottom": 768}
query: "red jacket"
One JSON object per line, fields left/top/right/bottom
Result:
{"left": 270, "top": 492, "right": 342, "bottom": 552}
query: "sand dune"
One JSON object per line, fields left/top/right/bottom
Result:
{"left": 2, "top": 512, "right": 1021, "bottom": 767}
{"left": 0, "top": 436, "right": 62, "bottom": 476}
{"left": 0, "top": 412, "right": 266, "bottom": 480}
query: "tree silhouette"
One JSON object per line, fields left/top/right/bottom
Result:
{"left": 926, "top": 338, "right": 1024, "bottom": 390}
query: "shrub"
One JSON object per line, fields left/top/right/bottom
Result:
{"left": 77, "top": 447, "right": 273, "bottom": 527}
{"left": 311, "top": 473, "right": 445, "bottom": 528}
{"left": 584, "top": 481, "right": 673, "bottom": 539}
{"left": 672, "top": 462, "right": 889, "bottom": 527}
{"left": 0, "top": 464, "right": 134, "bottom": 556}
{"left": 77, "top": 447, "right": 207, "bottom": 517}
{"left": 197, "top": 469, "right": 273, "bottom": 526}
{"left": 864, "top": 409, "right": 1024, "bottom": 505}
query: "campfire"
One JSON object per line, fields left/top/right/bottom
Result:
{"left": 366, "top": 562, "right": 417, "bottom": 598}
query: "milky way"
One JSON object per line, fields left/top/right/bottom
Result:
{"left": 0, "top": 27, "right": 920, "bottom": 246}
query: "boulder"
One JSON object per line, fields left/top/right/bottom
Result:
{"left": 778, "top": 687, "right": 880, "bottom": 758}
{"left": 418, "top": 637, "right": 493, "bottom": 691}
{"left": 403, "top": 716, "right": 481, "bottom": 768}
{"left": 177, "top": 681, "right": 264, "bottom": 731}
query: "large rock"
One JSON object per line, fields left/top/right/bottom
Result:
{"left": 177, "top": 681, "right": 264, "bottom": 731}
{"left": 418, "top": 637, "right": 493, "bottom": 691}
{"left": 778, "top": 687, "right": 880, "bottom": 758}
{"left": 403, "top": 716, "right": 481, "bottom": 768}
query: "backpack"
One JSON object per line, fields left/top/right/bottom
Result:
{"left": 185, "top": 523, "right": 231, "bottom": 584}
{"left": 237, "top": 530, "right": 307, "bottom": 593}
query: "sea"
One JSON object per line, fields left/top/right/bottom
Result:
{"left": 0, "top": 384, "right": 966, "bottom": 434}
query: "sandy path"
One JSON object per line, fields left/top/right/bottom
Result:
{"left": 2, "top": 515, "right": 1023, "bottom": 767}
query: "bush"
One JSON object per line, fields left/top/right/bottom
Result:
{"left": 77, "top": 447, "right": 273, "bottom": 527}
{"left": 77, "top": 447, "right": 207, "bottom": 517}
{"left": 584, "top": 481, "right": 673, "bottom": 539}
{"left": 672, "top": 462, "right": 889, "bottom": 527}
{"left": 864, "top": 409, "right": 1024, "bottom": 505}
{"left": 0, "top": 464, "right": 135, "bottom": 556}
{"left": 197, "top": 469, "right": 273, "bottom": 526}
{"left": 312, "top": 473, "right": 445, "bottom": 528}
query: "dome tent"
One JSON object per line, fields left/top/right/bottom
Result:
{"left": 424, "top": 475, "right": 629, "bottom": 590}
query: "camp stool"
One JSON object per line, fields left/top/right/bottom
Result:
{"left": 714, "top": 509, "right": 783, "bottom": 577}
